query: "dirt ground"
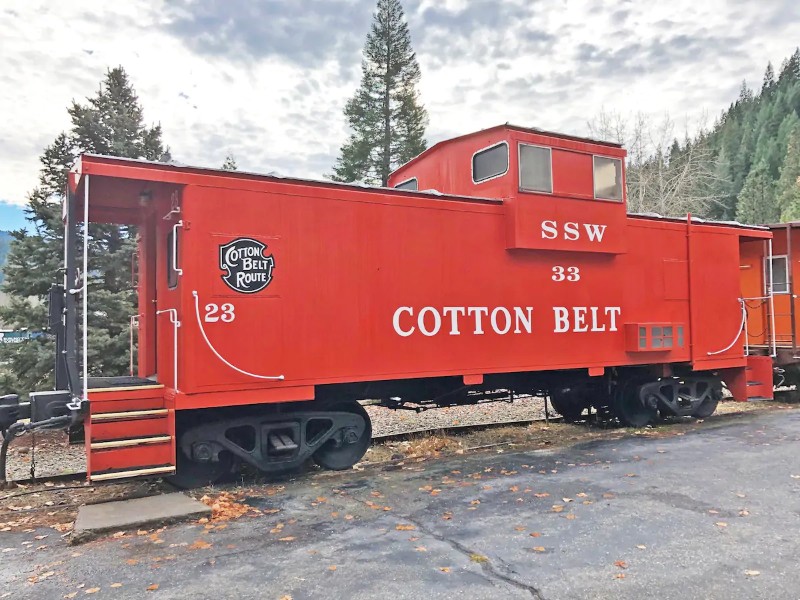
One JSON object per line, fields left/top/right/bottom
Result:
{"left": 1, "top": 399, "right": 793, "bottom": 539}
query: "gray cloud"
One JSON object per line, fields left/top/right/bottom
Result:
{"left": 161, "top": 0, "right": 376, "bottom": 69}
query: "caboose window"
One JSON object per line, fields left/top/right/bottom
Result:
{"left": 167, "top": 230, "right": 178, "bottom": 289}
{"left": 472, "top": 142, "right": 509, "bottom": 183}
{"left": 518, "top": 144, "right": 553, "bottom": 193}
{"left": 394, "top": 177, "right": 418, "bottom": 191}
{"left": 766, "top": 255, "right": 789, "bottom": 294}
{"left": 593, "top": 156, "right": 623, "bottom": 201}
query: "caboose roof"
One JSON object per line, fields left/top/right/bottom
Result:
{"left": 68, "top": 152, "right": 503, "bottom": 224}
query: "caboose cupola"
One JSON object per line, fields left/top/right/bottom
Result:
{"left": 388, "top": 124, "right": 628, "bottom": 254}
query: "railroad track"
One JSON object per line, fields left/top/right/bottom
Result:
{"left": 2, "top": 411, "right": 569, "bottom": 489}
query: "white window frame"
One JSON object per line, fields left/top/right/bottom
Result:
{"left": 517, "top": 143, "right": 553, "bottom": 194}
{"left": 592, "top": 155, "right": 623, "bottom": 202}
{"left": 765, "top": 254, "right": 790, "bottom": 295}
{"left": 471, "top": 141, "right": 509, "bottom": 184}
{"left": 394, "top": 177, "right": 418, "bottom": 191}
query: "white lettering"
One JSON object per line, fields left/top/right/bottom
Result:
{"left": 573, "top": 307, "right": 588, "bottom": 332}
{"left": 590, "top": 306, "right": 605, "bottom": 331}
{"left": 442, "top": 306, "right": 466, "bottom": 335}
{"left": 467, "top": 307, "right": 489, "bottom": 334}
{"left": 553, "top": 307, "right": 570, "bottom": 333}
{"left": 393, "top": 307, "right": 415, "bottom": 337}
{"left": 584, "top": 223, "right": 607, "bottom": 242}
{"left": 605, "top": 306, "right": 621, "bottom": 332}
{"left": 418, "top": 307, "right": 442, "bottom": 336}
{"left": 514, "top": 307, "right": 533, "bottom": 334}
{"left": 563, "top": 222, "right": 579, "bottom": 241}
{"left": 490, "top": 307, "right": 511, "bottom": 335}
{"left": 541, "top": 220, "right": 558, "bottom": 240}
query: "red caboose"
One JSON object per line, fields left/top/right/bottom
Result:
{"left": 0, "top": 125, "right": 772, "bottom": 486}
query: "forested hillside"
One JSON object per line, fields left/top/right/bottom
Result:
{"left": 707, "top": 49, "right": 800, "bottom": 223}
{"left": 591, "top": 49, "right": 800, "bottom": 224}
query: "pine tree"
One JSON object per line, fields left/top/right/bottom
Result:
{"left": 221, "top": 154, "right": 238, "bottom": 171}
{"left": 736, "top": 161, "right": 779, "bottom": 224}
{"left": 331, "top": 0, "right": 428, "bottom": 186}
{"left": 778, "top": 123, "right": 800, "bottom": 221}
{"left": 0, "top": 67, "right": 168, "bottom": 394}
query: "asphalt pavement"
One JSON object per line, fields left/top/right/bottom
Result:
{"left": 5, "top": 408, "right": 800, "bottom": 600}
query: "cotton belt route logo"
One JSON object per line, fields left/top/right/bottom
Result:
{"left": 219, "top": 238, "right": 275, "bottom": 293}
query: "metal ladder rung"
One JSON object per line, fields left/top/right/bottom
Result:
{"left": 91, "top": 435, "right": 172, "bottom": 450}
{"left": 91, "top": 409, "right": 169, "bottom": 422}
{"left": 90, "top": 465, "right": 175, "bottom": 482}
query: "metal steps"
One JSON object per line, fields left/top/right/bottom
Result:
{"left": 85, "top": 389, "right": 175, "bottom": 483}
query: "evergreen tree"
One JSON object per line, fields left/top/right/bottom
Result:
{"left": 221, "top": 154, "right": 238, "bottom": 171}
{"left": 736, "top": 161, "right": 779, "bottom": 224}
{"left": 331, "top": 0, "right": 428, "bottom": 186}
{"left": 0, "top": 67, "right": 167, "bottom": 394}
{"left": 778, "top": 123, "right": 800, "bottom": 221}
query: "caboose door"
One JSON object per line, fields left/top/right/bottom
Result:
{"left": 153, "top": 215, "right": 183, "bottom": 391}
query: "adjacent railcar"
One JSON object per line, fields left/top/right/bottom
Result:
{"left": 0, "top": 125, "right": 772, "bottom": 487}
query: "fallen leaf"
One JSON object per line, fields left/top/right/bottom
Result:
{"left": 110, "top": 584, "right": 122, "bottom": 588}
{"left": 146, "top": 584, "right": 159, "bottom": 591}
{"left": 715, "top": 522, "right": 728, "bottom": 528}
{"left": 279, "top": 596, "right": 293, "bottom": 600}
{"left": 509, "top": 486, "right": 519, "bottom": 492}
{"left": 85, "top": 589, "right": 100, "bottom": 594}
{"left": 514, "top": 526, "right": 526, "bottom": 532}
{"left": 344, "top": 515, "right": 354, "bottom": 521}
{"left": 614, "top": 573, "right": 626, "bottom": 579}
{"left": 438, "top": 567, "right": 451, "bottom": 573}
{"left": 636, "top": 545, "right": 646, "bottom": 550}
{"left": 529, "top": 532, "right": 542, "bottom": 538}
{"left": 532, "top": 546, "right": 546, "bottom": 552}
{"left": 614, "top": 560, "right": 628, "bottom": 569}
{"left": 562, "top": 498, "right": 573, "bottom": 503}
{"left": 395, "top": 524, "right": 416, "bottom": 531}
{"left": 470, "top": 500, "right": 481, "bottom": 505}
{"left": 328, "top": 565, "right": 337, "bottom": 571}
{"left": 602, "top": 493, "right": 615, "bottom": 499}
{"left": 625, "top": 473, "right": 637, "bottom": 478}
{"left": 744, "top": 570, "right": 760, "bottom": 577}
{"left": 415, "top": 546, "right": 427, "bottom": 552}
{"left": 739, "top": 509, "right": 750, "bottom": 517}
{"left": 576, "top": 493, "right": 588, "bottom": 498}
{"left": 190, "top": 540, "right": 212, "bottom": 550}
{"left": 278, "top": 536, "right": 296, "bottom": 542}
{"left": 64, "top": 593, "right": 78, "bottom": 599}
{"left": 551, "top": 505, "right": 564, "bottom": 513}
{"left": 565, "top": 514, "right": 577, "bottom": 520}
{"left": 126, "top": 559, "right": 139, "bottom": 566}
{"left": 534, "top": 493, "right": 550, "bottom": 498}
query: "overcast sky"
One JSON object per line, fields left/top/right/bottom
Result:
{"left": 1, "top": 0, "right": 799, "bottom": 210}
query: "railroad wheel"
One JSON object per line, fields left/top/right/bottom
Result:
{"left": 167, "top": 416, "right": 237, "bottom": 489}
{"left": 549, "top": 388, "right": 587, "bottom": 423}
{"left": 691, "top": 381, "right": 722, "bottom": 419}
{"left": 167, "top": 447, "right": 235, "bottom": 489}
{"left": 313, "top": 401, "right": 372, "bottom": 471}
{"left": 613, "top": 381, "right": 657, "bottom": 427}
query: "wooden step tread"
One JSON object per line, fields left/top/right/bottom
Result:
{"left": 91, "top": 435, "right": 172, "bottom": 450}
{"left": 90, "top": 465, "right": 175, "bottom": 482}
{"left": 91, "top": 409, "right": 169, "bottom": 422}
